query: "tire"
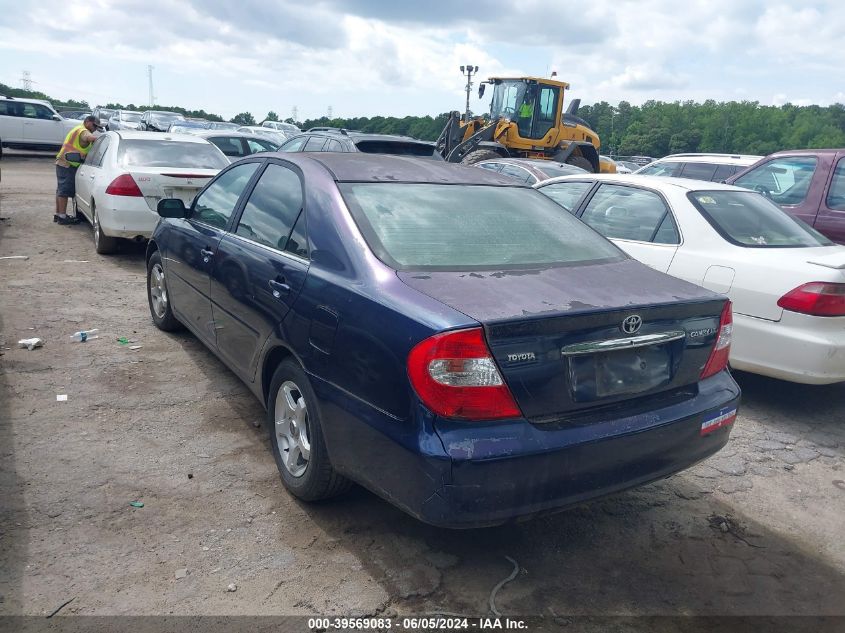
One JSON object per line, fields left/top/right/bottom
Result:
{"left": 566, "top": 155, "right": 595, "bottom": 173}
{"left": 146, "top": 250, "right": 182, "bottom": 331}
{"left": 92, "top": 203, "right": 119, "bottom": 254}
{"left": 461, "top": 149, "right": 503, "bottom": 165}
{"left": 267, "top": 359, "right": 352, "bottom": 501}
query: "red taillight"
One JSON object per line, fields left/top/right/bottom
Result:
{"left": 105, "top": 174, "right": 143, "bottom": 197}
{"left": 700, "top": 301, "right": 733, "bottom": 379}
{"left": 407, "top": 328, "right": 521, "bottom": 421}
{"left": 777, "top": 282, "right": 845, "bottom": 317}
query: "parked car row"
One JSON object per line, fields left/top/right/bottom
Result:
{"left": 57, "top": 127, "right": 842, "bottom": 529}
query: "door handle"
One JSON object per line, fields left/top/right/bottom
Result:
{"left": 88, "top": 174, "right": 95, "bottom": 179}
{"left": 200, "top": 248, "right": 215, "bottom": 257}
{"left": 268, "top": 278, "right": 290, "bottom": 298}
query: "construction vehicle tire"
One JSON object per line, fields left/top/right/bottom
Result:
{"left": 461, "top": 149, "right": 503, "bottom": 165}
{"left": 566, "top": 155, "right": 594, "bottom": 173}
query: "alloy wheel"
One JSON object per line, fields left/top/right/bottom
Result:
{"left": 274, "top": 381, "right": 311, "bottom": 478}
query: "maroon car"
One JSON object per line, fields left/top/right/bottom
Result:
{"left": 728, "top": 149, "right": 845, "bottom": 244}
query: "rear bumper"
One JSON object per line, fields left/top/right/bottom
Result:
{"left": 97, "top": 195, "right": 160, "bottom": 239}
{"left": 315, "top": 370, "right": 740, "bottom": 529}
{"left": 731, "top": 312, "right": 845, "bottom": 384}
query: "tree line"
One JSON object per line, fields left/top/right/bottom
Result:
{"left": 3, "top": 81, "right": 843, "bottom": 157}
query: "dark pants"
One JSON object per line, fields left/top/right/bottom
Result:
{"left": 56, "top": 165, "right": 77, "bottom": 198}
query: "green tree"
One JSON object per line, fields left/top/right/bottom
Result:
{"left": 230, "top": 112, "right": 255, "bottom": 125}
{"left": 265, "top": 111, "right": 279, "bottom": 122}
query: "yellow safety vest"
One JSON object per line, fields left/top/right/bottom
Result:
{"left": 56, "top": 125, "right": 93, "bottom": 167}
{"left": 519, "top": 102, "right": 534, "bottom": 118}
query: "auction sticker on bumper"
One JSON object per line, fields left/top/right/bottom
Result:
{"left": 700, "top": 407, "right": 737, "bottom": 436}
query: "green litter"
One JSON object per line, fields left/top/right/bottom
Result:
{"left": 117, "top": 337, "right": 130, "bottom": 345}
{"left": 129, "top": 501, "right": 144, "bottom": 508}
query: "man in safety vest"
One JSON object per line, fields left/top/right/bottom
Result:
{"left": 517, "top": 86, "right": 536, "bottom": 138}
{"left": 55, "top": 115, "right": 102, "bottom": 224}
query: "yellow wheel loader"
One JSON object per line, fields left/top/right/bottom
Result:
{"left": 437, "top": 76, "right": 608, "bottom": 173}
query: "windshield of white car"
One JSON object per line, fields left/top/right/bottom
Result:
{"left": 118, "top": 140, "right": 229, "bottom": 169}
{"left": 120, "top": 112, "right": 141, "bottom": 122}
{"left": 688, "top": 190, "right": 834, "bottom": 248}
{"left": 339, "top": 183, "right": 625, "bottom": 271}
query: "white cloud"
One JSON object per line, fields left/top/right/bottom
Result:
{"left": 1, "top": 0, "right": 844, "bottom": 117}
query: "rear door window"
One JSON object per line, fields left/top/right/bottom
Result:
{"left": 713, "top": 164, "right": 739, "bottom": 182}
{"left": 636, "top": 161, "right": 682, "bottom": 177}
{"left": 678, "top": 162, "right": 718, "bottom": 181}
{"left": 825, "top": 158, "right": 845, "bottom": 210}
{"left": 303, "top": 136, "right": 327, "bottom": 151}
{"left": 279, "top": 136, "right": 307, "bottom": 152}
{"left": 499, "top": 164, "right": 534, "bottom": 184}
{"left": 579, "top": 184, "right": 679, "bottom": 244}
{"left": 537, "top": 181, "right": 594, "bottom": 214}
{"left": 211, "top": 137, "right": 246, "bottom": 158}
{"left": 235, "top": 163, "right": 303, "bottom": 251}
{"left": 733, "top": 156, "right": 818, "bottom": 206}
{"left": 87, "top": 136, "right": 110, "bottom": 167}
{"left": 192, "top": 162, "right": 260, "bottom": 230}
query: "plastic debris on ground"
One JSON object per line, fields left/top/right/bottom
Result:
{"left": 0, "top": 255, "right": 29, "bottom": 260}
{"left": 56, "top": 395, "right": 68, "bottom": 402}
{"left": 18, "top": 338, "right": 43, "bottom": 350}
{"left": 129, "top": 345, "right": 142, "bottom": 350}
{"left": 117, "top": 337, "right": 130, "bottom": 345}
{"left": 70, "top": 329, "right": 99, "bottom": 342}
{"left": 129, "top": 501, "right": 144, "bottom": 508}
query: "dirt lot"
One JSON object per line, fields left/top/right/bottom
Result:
{"left": 1, "top": 156, "right": 844, "bottom": 622}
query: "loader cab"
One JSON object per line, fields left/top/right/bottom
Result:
{"left": 487, "top": 78, "right": 561, "bottom": 141}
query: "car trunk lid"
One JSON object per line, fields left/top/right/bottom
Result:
{"left": 398, "top": 258, "right": 727, "bottom": 420}
{"left": 125, "top": 166, "right": 217, "bottom": 212}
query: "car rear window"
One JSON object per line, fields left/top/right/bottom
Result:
{"left": 340, "top": 183, "right": 625, "bottom": 270}
{"left": 687, "top": 190, "right": 833, "bottom": 248}
{"left": 353, "top": 140, "right": 442, "bottom": 160}
{"left": 118, "top": 140, "right": 229, "bottom": 169}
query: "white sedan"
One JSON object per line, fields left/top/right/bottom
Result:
{"left": 535, "top": 174, "right": 845, "bottom": 384}
{"left": 73, "top": 131, "right": 229, "bottom": 254}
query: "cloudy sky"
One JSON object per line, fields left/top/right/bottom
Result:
{"left": 1, "top": 0, "right": 843, "bottom": 121}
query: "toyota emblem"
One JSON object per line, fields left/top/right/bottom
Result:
{"left": 622, "top": 315, "right": 643, "bottom": 334}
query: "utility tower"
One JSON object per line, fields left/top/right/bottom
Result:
{"left": 147, "top": 65, "right": 155, "bottom": 106}
{"left": 291, "top": 105, "right": 298, "bottom": 122}
{"left": 21, "top": 70, "right": 33, "bottom": 91}
{"left": 327, "top": 105, "right": 333, "bottom": 119}
{"left": 459, "top": 64, "right": 479, "bottom": 121}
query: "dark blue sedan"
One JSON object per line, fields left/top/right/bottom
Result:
{"left": 146, "top": 153, "right": 740, "bottom": 528}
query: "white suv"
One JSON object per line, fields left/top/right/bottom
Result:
{"left": 634, "top": 153, "right": 762, "bottom": 182}
{"left": 0, "top": 95, "right": 78, "bottom": 157}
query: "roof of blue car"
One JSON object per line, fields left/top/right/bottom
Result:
{"left": 305, "top": 153, "right": 528, "bottom": 186}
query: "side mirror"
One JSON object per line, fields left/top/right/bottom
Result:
{"left": 64, "top": 152, "right": 83, "bottom": 164}
{"left": 157, "top": 198, "right": 188, "bottom": 218}
{"left": 478, "top": 84, "right": 486, "bottom": 99}
{"left": 52, "top": 114, "right": 62, "bottom": 121}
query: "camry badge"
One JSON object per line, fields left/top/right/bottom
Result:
{"left": 622, "top": 315, "right": 643, "bottom": 334}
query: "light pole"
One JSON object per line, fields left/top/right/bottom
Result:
{"left": 609, "top": 106, "right": 616, "bottom": 157}
{"left": 460, "top": 64, "right": 479, "bottom": 121}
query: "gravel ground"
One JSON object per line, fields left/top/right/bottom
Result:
{"left": 1, "top": 155, "right": 844, "bottom": 620}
